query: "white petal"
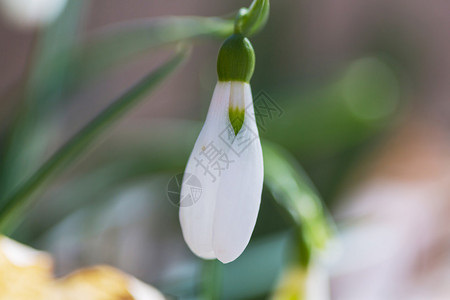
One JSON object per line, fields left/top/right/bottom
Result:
{"left": 180, "top": 82, "right": 263, "bottom": 263}
{"left": 179, "top": 82, "right": 232, "bottom": 259}
{"left": 212, "top": 83, "right": 264, "bottom": 263}
{"left": 0, "top": 236, "right": 51, "bottom": 267}
{"left": 128, "top": 277, "right": 166, "bottom": 300}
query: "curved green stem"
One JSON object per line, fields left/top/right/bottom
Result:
{"left": 74, "top": 16, "right": 233, "bottom": 82}
{"left": 234, "top": 0, "right": 270, "bottom": 36}
{"left": 262, "top": 141, "right": 335, "bottom": 250}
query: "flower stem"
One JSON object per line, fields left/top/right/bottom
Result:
{"left": 202, "top": 260, "right": 222, "bottom": 300}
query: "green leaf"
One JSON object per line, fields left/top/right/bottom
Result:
{"left": 220, "top": 233, "right": 289, "bottom": 299}
{"left": 12, "top": 119, "right": 200, "bottom": 241}
{"left": 262, "top": 141, "right": 334, "bottom": 251}
{"left": 0, "top": 48, "right": 190, "bottom": 234}
{"left": 235, "top": 0, "right": 270, "bottom": 36}
{"left": 0, "top": 14, "right": 230, "bottom": 198}
{"left": 0, "top": 0, "right": 86, "bottom": 197}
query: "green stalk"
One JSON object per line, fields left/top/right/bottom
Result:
{"left": 202, "top": 260, "right": 222, "bottom": 300}
{"left": 0, "top": 49, "right": 189, "bottom": 234}
{"left": 262, "top": 141, "right": 335, "bottom": 250}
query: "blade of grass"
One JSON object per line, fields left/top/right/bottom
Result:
{"left": 0, "top": 48, "right": 189, "bottom": 234}
{"left": 0, "top": 0, "right": 86, "bottom": 197}
{"left": 262, "top": 141, "right": 335, "bottom": 251}
{"left": 0, "top": 13, "right": 230, "bottom": 196}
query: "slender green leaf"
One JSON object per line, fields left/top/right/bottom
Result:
{"left": 13, "top": 119, "right": 200, "bottom": 241}
{"left": 0, "top": 0, "right": 86, "bottom": 197}
{"left": 0, "top": 48, "right": 189, "bottom": 234}
{"left": 262, "top": 141, "right": 334, "bottom": 251}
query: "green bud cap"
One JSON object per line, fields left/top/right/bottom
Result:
{"left": 217, "top": 34, "right": 255, "bottom": 82}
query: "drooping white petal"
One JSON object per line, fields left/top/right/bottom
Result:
{"left": 212, "top": 83, "right": 263, "bottom": 263}
{"left": 179, "top": 81, "right": 231, "bottom": 259}
{"left": 180, "top": 81, "right": 263, "bottom": 263}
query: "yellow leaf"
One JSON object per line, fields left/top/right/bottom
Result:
{"left": 0, "top": 236, "right": 165, "bottom": 300}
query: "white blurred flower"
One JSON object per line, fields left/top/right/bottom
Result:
{"left": 331, "top": 120, "right": 450, "bottom": 300}
{"left": 0, "top": 0, "right": 67, "bottom": 28}
{"left": 179, "top": 34, "right": 263, "bottom": 263}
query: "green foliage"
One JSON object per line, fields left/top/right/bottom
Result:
{"left": 0, "top": 0, "right": 86, "bottom": 198}
{"left": 263, "top": 141, "right": 334, "bottom": 252}
{"left": 0, "top": 49, "right": 189, "bottom": 234}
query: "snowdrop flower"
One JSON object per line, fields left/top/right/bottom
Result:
{"left": 179, "top": 34, "right": 264, "bottom": 263}
{"left": 0, "top": 0, "right": 67, "bottom": 29}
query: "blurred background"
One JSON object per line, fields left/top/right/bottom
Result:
{"left": 1, "top": 0, "right": 450, "bottom": 299}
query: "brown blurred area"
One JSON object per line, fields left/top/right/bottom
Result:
{"left": 2, "top": 0, "right": 450, "bottom": 124}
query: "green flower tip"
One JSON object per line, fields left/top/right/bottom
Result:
{"left": 217, "top": 34, "right": 255, "bottom": 82}
{"left": 229, "top": 106, "right": 245, "bottom": 135}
